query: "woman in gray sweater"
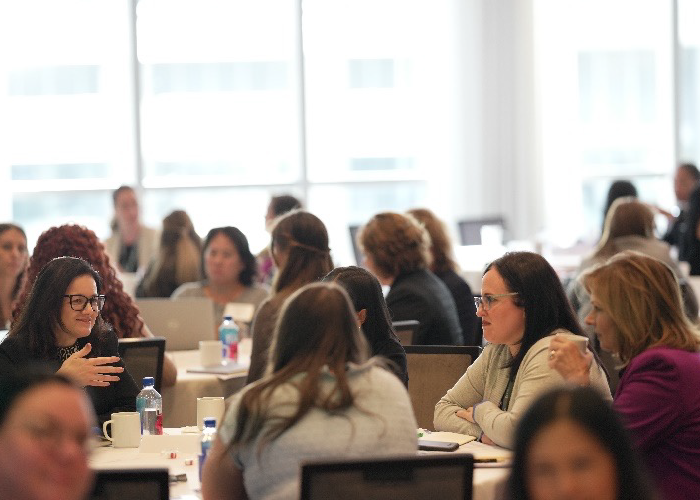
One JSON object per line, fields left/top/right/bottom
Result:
{"left": 434, "top": 252, "right": 611, "bottom": 449}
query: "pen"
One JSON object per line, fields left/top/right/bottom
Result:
{"left": 474, "top": 457, "right": 509, "bottom": 463}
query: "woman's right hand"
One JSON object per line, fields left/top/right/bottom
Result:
{"left": 56, "top": 343, "right": 124, "bottom": 387}
{"left": 548, "top": 336, "right": 592, "bottom": 386}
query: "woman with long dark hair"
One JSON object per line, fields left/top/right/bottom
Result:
{"left": 13, "top": 224, "right": 177, "bottom": 387}
{"left": 434, "top": 251, "right": 611, "bottom": 448}
{"left": 323, "top": 266, "right": 408, "bottom": 385}
{"left": 0, "top": 257, "right": 138, "bottom": 424}
{"left": 246, "top": 211, "right": 333, "bottom": 384}
{"left": 201, "top": 283, "right": 416, "bottom": 499}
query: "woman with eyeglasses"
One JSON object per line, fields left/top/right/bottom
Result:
{"left": 434, "top": 252, "right": 611, "bottom": 449}
{"left": 0, "top": 256, "right": 139, "bottom": 425}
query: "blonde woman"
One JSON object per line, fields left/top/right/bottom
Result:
{"left": 136, "top": 210, "right": 202, "bottom": 298}
{"left": 550, "top": 251, "right": 700, "bottom": 500}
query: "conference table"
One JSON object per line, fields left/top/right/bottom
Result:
{"left": 161, "top": 341, "right": 251, "bottom": 428}
{"left": 91, "top": 431, "right": 511, "bottom": 500}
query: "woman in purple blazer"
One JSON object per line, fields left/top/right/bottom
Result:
{"left": 549, "top": 251, "right": 700, "bottom": 500}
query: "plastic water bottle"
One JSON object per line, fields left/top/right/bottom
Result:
{"left": 218, "top": 315, "right": 239, "bottom": 362}
{"left": 135, "top": 376, "right": 162, "bottom": 435}
{"left": 199, "top": 417, "right": 217, "bottom": 480}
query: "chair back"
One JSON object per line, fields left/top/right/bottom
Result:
{"left": 118, "top": 337, "right": 166, "bottom": 393}
{"left": 300, "top": 454, "right": 474, "bottom": 500}
{"left": 88, "top": 468, "right": 169, "bottom": 500}
{"left": 392, "top": 320, "right": 419, "bottom": 346}
{"left": 404, "top": 345, "right": 481, "bottom": 430}
{"left": 457, "top": 217, "right": 505, "bottom": 245}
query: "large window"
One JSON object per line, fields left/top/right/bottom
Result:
{"left": 3, "top": 1, "right": 700, "bottom": 258}
{"left": 0, "top": 1, "right": 136, "bottom": 243}
{"left": 534, "top": 0, "right": 677, "bottom": 246}
{"left": 1, "top": 0, "right": 468, "bottom": 264}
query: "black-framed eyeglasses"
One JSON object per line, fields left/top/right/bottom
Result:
{"left": 63, "top": 294, "right": 105, "bottom": 312}
{"left": 474, "top": 293, "right": 519, "bottom": 311}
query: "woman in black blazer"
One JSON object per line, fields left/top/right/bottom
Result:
{"left": 358, "top": 212, "right": 463, "bottom": 346}
{"left": 0, "top": 256, "right": 138, "bottom": 424}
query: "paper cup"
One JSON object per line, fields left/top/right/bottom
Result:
{"left": 199, "top": 340, "right": 223, "bottom": 367}
{"left": 553, "top": 333, "right": 589, "bottom": 354}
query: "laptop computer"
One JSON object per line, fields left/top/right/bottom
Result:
{"left": 136, "top": 297, "right": 216, "bottom": 351}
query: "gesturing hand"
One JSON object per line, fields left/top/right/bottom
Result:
{"left": 56, "top": 343, "right": 123, "bottom": 387}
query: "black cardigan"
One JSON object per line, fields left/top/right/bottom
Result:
{"left": 0, "top": 332, "right": 139, "bottom": 425}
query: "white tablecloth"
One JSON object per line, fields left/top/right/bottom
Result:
{"left": 91, "top": 431, "right": 510, "bottom": 500}
{"left": 161, "top": 346, "right": 249, "bottom": 428}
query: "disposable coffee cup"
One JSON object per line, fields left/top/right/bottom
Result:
{"left": 553, "top": 332, "right": 588, "bottom": 354}
{"left": 197, "top": 397, "right": 225, "bottom": 431}
{"left": 102, "top": 412, "right": 141, "bottom": 448}
{"left": 199, "top": 340, "right": 224, "bottom": 367}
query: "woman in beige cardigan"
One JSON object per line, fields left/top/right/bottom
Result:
{"left": 434, "top": 252, "right": 611, "bottom": 449}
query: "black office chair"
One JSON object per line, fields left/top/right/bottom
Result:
{"left": 403, "top": 345, "right": 482, "bottom": 430}
{"left": 301, "top": 454, "right": 474, "bottom": 500}
{"left": 88, "top": 468, "right": 169, "bottom": 500}
{"left": 117, "top": 337, "right": 166, "bottom": 393}
{"left": 392, "top": 320, "right": 420, "bottom": 346}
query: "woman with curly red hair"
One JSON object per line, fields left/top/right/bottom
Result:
{"left": 13, "top": 224, "right": 177, "bottom": 387}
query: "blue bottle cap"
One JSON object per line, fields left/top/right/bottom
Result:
{"left": 203, "top": 417, "right": 216, "bottom": 428}
{"left": 142, "top": 376, "right": 155, "bottom": 387}
{"left": 223, "top": 315, "right": 233, "bottom": 321}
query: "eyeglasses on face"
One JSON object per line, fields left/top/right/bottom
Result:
{"left": 63, "top": 294, "right": 106, "bottom": 312}
{"left": 473, "top": 292, "right": 519, "bottom": 311}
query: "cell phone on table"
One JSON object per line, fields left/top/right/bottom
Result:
{"left": 418, "top": 439, "right": 459, "bottom": 452}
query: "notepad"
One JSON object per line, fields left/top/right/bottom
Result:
{"left": 419, "top": 431, "right": 476, "bottom": 445}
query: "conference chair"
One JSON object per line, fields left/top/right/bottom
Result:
{"left": 404, "top": 345, "right": 482, "bottom": 430}
{"left": 88, "top": 469, "right": 169, "bottom": 500}
{"left": 300, "top": 454, "right": 474, "bottom": 500}
{"left": 392, "top": 320, "right": 420, "bottom": 346}
{"left": 117, "top": 337, "right": 166, "bottom": 393}
{"left": 457, "top": 217, "right": 506, "bottom": 245}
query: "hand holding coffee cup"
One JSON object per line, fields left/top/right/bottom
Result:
{"left": 102, "top": 412, "right": 141, "bottom": 448}
{"left": 548, "top": 333, "right": 593, "bottom": 386}
{"left": 199, "top": 340, "right": 223, "bottom": 367}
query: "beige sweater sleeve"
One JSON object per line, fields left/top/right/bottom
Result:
{"left": 474, "top": 338, "right": 565, "bottom": 448}
{"left": 433, "top": 344, "right": 501, "bottom": 436}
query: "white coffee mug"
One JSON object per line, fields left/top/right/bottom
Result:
{"left": 102, "top": 412, "right": 141, "bottom": 448}
{"left": 197, "top": 396, "right": 225, "bottom": 430}
{"left": 199, "top": 340, "right": 223, "bottom": 367}
{"left": 553, "top": 332, "right": 589, "bottom": 354}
